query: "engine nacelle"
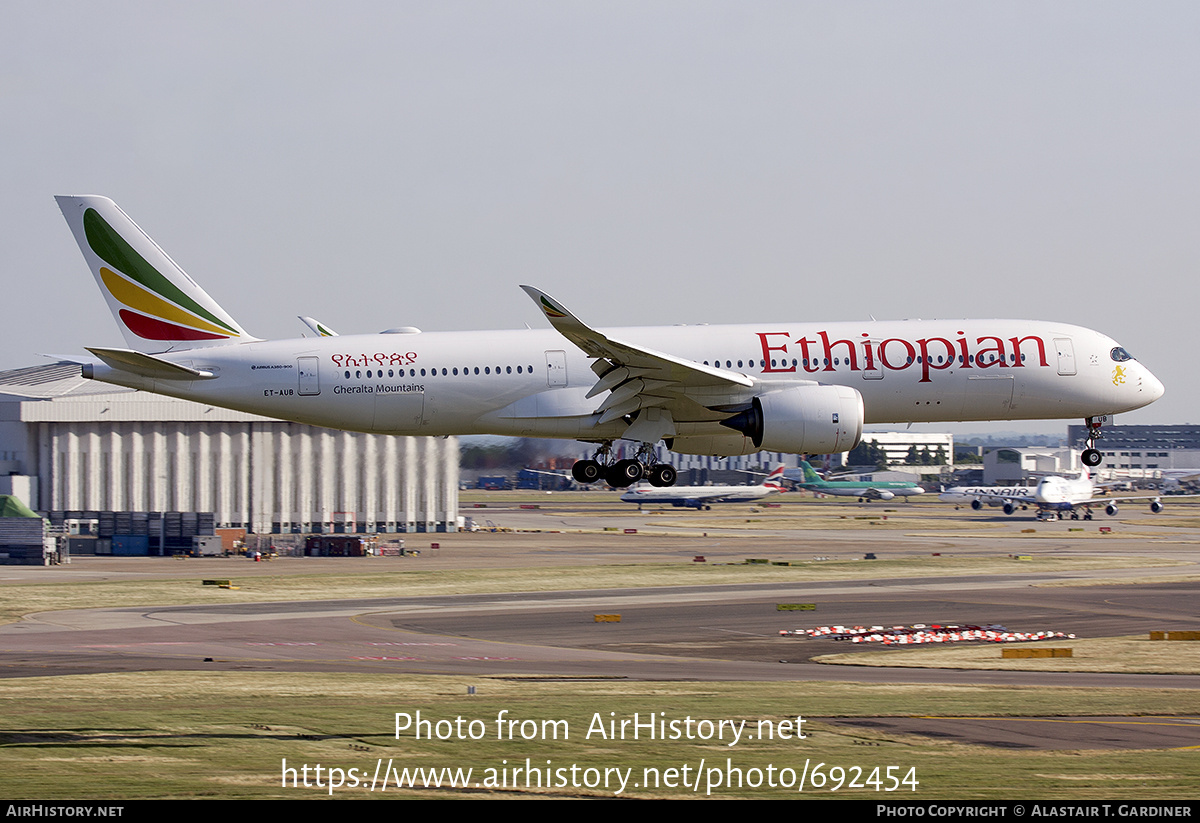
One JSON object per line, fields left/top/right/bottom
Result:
{"left": 971, "top": 499, "right": 983, "bottom": 511}
{"left": 665, "top": 433, "right": 758, "bottom": 456}
{"left": 877, "top": 490, "right": 895, "bottom": 501}
{"left": 719, "top": 385, "right": 864, "bottom": 455}
{"left": 1150, "top": 499, "right": 1163, "bottom": 514}
{"left": 1003, "top": 502, "right": 1015, "bottom": 515}
{"left": 1105, "top": 503, "right": 1119, "bottom": 517}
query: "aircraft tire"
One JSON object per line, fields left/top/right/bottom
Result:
{"left": 648, "top": 464, "right": 677, "bottom": 487}
{"left": 1082, "top": 448, "right": 1102, "bottom": 467}
{"left": 572, "top": 460, "right": 602, "bottom": 484}
{"left": 606, "top": 459, "right": 643, "bottom": 488}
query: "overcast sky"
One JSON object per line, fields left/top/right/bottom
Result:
{"left": 5, "top": 2, "right": 1196, "bottom": 435}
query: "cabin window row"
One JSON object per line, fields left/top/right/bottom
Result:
{"left": 701, "top": 353, "right": 1028, "bottom": 369}
{"left": 342, "top": 365, "right": 538, "bottom": 380}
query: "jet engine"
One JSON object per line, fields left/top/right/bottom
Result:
{"left": 719, "top": 385, "right": 864, "bottom": 455}
{"left": 665, "top": 433, "right": 759, "bottom": 456}
{"left": 1003, "top": 502, "right": 1015, "bottom": 515}
{"left": 1150, "top": 499, "right": 1163, "bottom": 513}
{"left": 1105, "top": 503, "right": 1119, "bottom": 516}
{"left": 971, "top": 499, "right": 983, "bottom": 511}
{"left": 877, "top": 490, "right": 895, "bottom": 501}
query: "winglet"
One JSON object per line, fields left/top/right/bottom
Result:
{"left": 299, "top": 316, "right": 339, "bottom": 337}
{"left": 519, "top": 286, "right": 606, "bottom": 357}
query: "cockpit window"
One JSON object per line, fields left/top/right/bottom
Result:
{"left": 1110, "top": 347, "right": 1134, "bottom": 362}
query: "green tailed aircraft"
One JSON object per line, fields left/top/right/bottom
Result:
{"left": 785, "top": 460, "right": 925, "bottom": 501}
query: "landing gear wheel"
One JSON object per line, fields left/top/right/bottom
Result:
{"left": 648, "top": 464, "right": 677, "bottom": 487}
{"left": 572, "top": 459, "right": 602, "bottom": 484}
{"left": 1081, "top": 416, "right": 1106, "bottom": 467}
{"left": 606, "top": 459, "right": 643, "bottom": 488}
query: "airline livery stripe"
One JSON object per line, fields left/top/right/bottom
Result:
{"left": 118, "top": 309, "right": 231, "bottom": 342}
{"left": 101, "top": 268, "right": 236, "bottom": 338}
{"left": 82, "top": 208, "right": 239, "bottom": 335}
{"left": 539, "top": 297, "right": 567, "bottom": 319}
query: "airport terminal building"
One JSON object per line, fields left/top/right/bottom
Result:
{"left": 0, "top": 363, "right": 459, "bottom": 533}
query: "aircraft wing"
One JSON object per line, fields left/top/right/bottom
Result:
{"left": 1075, "top": 492, "right": 1200, "bottom": 506}
{"left": 521, "top": 286, "right": 756, "bottom": 439}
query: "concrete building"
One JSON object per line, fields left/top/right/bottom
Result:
{"left": 0, "top": 363, "right": 459, "bottom": 533}
{"left": 982, "top": 447, "right": 1077, "bottom": 485}
{"left": 1065, "top": 424, "right": 1200, "bottom": 479}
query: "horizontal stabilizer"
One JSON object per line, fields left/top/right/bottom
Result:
{"left": 85, "top": 347, "right": 215, "bottom": 381}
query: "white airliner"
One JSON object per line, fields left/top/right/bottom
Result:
{"left": 621, "top": 466, "right": 787, "bottom": 509}
{"left": 55, "top": 195, "right": 1165, "bottom": 489}
{"left": 944, "top": 471, "right": 1169, "bottom": 518}
{"left": 938, "top": 484, "right": 1037, "bottom": 511}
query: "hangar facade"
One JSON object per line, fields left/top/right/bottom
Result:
{"left": 0, "top": 363, "right": 459, "bottom": 533}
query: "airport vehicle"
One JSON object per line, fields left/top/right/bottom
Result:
{"left": 785, "top": 460, "right": 924, "bottom": 500}
{"left": 621, "top": 466, "right": 787, "bottom": 509}
{"left": 56, "top": 195, "right": 1164, "bottom": 488}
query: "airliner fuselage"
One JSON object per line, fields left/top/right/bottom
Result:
{"left": 84, "top": 319, "right": 1159, "bottom": 444}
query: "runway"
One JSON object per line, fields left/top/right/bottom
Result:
{"left": 5, "top": 569, "right": 1199, "bottom": 686}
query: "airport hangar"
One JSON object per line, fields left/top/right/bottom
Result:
{"left": 0, "top": 362, "right": 459, "bottom": 535}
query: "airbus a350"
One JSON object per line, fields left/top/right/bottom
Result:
{"left": 56, "top": 195, "right": 1165, "bottom": 488}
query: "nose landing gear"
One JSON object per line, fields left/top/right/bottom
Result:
{"left": 1081, "top": 415, "right": 1106, "bottom": 468}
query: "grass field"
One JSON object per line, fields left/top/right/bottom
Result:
{"left": 4, "top": 672, "right": 1199, "bottom": 799}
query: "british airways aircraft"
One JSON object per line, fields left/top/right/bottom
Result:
{"left": 55, "top": 195, "right": 1165, "bottom": 489}
{"left": 621, "top": 466, "right": 787, "bottom": 509}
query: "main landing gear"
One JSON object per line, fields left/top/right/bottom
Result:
{"left": 571, "top": 442, "right": 678, "bottom": 488}
{"left": 1081, "top": 415, "right": 1106, "bottom": 468}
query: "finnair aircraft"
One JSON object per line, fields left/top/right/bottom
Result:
{"left": 938, "top": 484, "right": 1038, "bottom": 511}
{"left": 621, "top": 466, "right": 787, "bottom": 509}
{"left": 944, "top": 471, "right": 1169, "bottom": 518}
{"left": 785, "top": 460, "right": 924, "bottom": 501}
{"left": 56, "top": 195, "right": 1165, "bottom": 489}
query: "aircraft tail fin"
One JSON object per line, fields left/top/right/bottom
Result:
{"left": 763, "top": 464, "right": 787, "bottom": 489}
{"left": 797, "top": 459, "right": 824, "bottom": 484}
{"left": 56, "top": 196, "right": 257, "bottom": 352}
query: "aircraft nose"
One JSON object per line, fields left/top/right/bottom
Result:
{"left": 1143, "top": 366, "right": 1165, "bottom": 403}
